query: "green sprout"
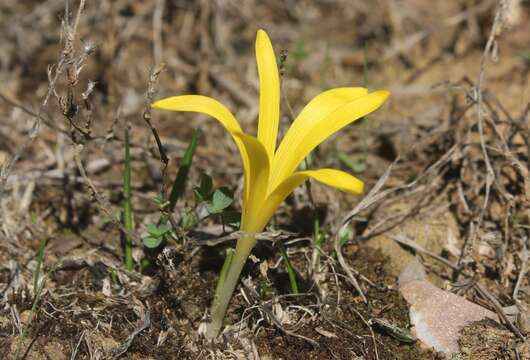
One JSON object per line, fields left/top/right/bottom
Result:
{"left": 276, "top": 241, "right": 299, "bottom": 294}
{"left": 167, "top": 128, "right": 198, "bottom": 213}
{"left": 143, "top": 223, "right": 172, "bottom": 249}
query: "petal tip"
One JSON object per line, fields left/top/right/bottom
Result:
{"left": 368, "top": 89, "right": 391, "bottom": 106}
{"left": 256, "top": 29, "right": 272, "bottom": 45}
{"left": 355, "top": 181, "right": 365, "bottom": 194}
{"left": 378, "top": 90, "right": 391, "bottom": 100}
{"left": 150, "top": 100, "right": 163, "bottom": 109}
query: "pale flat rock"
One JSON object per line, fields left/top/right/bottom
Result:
{"left": 400, "top": 278, "right": 498, "bottom": 354}
{"left": 366, "top": 200, "right": 501, "bottom": 355}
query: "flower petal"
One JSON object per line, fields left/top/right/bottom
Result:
{"left": 151, "top": 95, "right": 256, "bottom": 203}
{"left": 270, "top": 90, "right": 390, "bottom": 190}
{"left": 152, "top": 95, "right": 242, "bottom": 132}
{"left": 294, "top": 169, "right": 364, "bottom": 194}
{"left": 257, "top": 168, "right": 364, "bottom": 232}
{"left": 270, "top": 87, "right": 368, "bottom": 189}
{"left": 232, "top": 132, "right": 270, "bottom": 233}
{"left": 256, "top": 29, "right": 280, "bottom": 162}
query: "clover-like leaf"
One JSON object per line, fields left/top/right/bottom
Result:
{"left": 146, "top": 223, "right": 159, "bottom": 235}
{"left": 143, "top": 235, "right": 163, "bottom": 249}
{"left": 206, "top": 187, "right": 233, "bottom": 214}
{"left": 157, "top": 223, "right": 171, "bottom": 235}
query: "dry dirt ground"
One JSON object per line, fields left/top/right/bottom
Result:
{"left": 0, "top": 1, "right": 529, "bottom": 359}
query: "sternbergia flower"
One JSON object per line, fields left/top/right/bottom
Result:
{"left": 152, "top": 29, "right": 390, "bottom": 338}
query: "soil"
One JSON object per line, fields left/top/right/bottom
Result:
{"left": 1, "top": 0, "right": 529, "bottom": 359}
{"left": 3, "top": 245, "right": 436, "bottom": 359}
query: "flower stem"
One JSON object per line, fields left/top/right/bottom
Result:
{"left": 205, "top": 234, "right": 256, "bottom": 339}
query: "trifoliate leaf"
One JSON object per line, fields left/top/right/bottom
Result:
{"left": 146, "top": 223, "right": 159, "bottom": 235}
{"left": 181, "top": 208, "right": 199, "bottom": 229}
{"left": 207, "top": 188, "right": 233, "bottom": 213}
{"left": 143, "top": 236, "right": 163, "bottom": 249}
{"left": 157, "top": 223, "right": 171, "bottom": 235}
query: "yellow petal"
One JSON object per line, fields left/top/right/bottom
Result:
{"left": 256, "top": 29, "right": 280, "bottom": 162}
{"left": 152, "top": 95, "right": 242, "bottom": 132}
{"left": 257, "top": 169, "right": 364, "bottom": 232}
{"left": 232, "top": 132, "right": 270, "bottom": 233}
{"left": 270, "top": 90, "right": 390, "bottom": 190}
{"left": 151, "top": 95, "right": 256, "bottom": 202}
{"left": 270, "top": 87, "right": 368, "bottom": 189}
{"left": 295, "top": 169, "right": 364, "bottom": 194}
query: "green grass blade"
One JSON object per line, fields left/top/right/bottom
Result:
{"left": 277, "top": 242, "right": 299, "bottom": 294}
{"left": 168, "top": 128, "right": 198, "bottom": 212}
{"left": 15, "top": 240, "right": 47, "bottom": 359}
{"left": 123, "top": 127, "right": 134, "bottom": 271}
{"left": 311, "top": 216, "right": 325, "bottom": 273}
{"left": 33, "top": 238, "right": 46, "bottom": 292}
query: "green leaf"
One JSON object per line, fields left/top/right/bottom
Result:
{"left": 181, "top": 208, "right": 199, "bottom": 229}
{"left": 195, "top": 174, "right": 213, "bottom": 202}
{"left": 200, "top": 174, "right": 213, "bottom": 196}
{"left": 158, "top": 223, "right": 171, "bottom": 235}
{"left": 338, "top": 152, "right": 367, "bottom": 173}
{"left": 143, "top": 236, "right": 163, "bottom": 249}
{"left": 146, "top": 223, "right": 171, "bottom": 237}
{"left": 168, "top": 129, "right": 199, "bottom": 212}
{"left": 153, "top": 193, "right": 168, "bottom": 207}
{"left": 146, "top": 223, "right": 159, "bottom": 235}
{"left": 339, "top": 225, "right": 354, "bottom": 246}
{"left": 206, "top": 188, "right": 233, "bottom": 214}
{"left": 276, "top": 242, "right": 299, "bottom": 294}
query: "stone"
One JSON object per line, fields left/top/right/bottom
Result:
{"left": 400, "top": 278, "right": 498, "bottom": 354}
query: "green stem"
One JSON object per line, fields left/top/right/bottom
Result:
{"left": 168, "top": 128, "right": 198, "bottom": 212}
{"left": 311, "top": 215, "right": 324, "bottom": 274}
{"left": 214, "top": 248, "right": 235, "bottom": 296}
{"left": 33, "top": 238, "right": 47, "bottom": 292}
{"left": 205, "top": 234, "right": 256, "bottom": 339}
{"left": 277, "top": 241, "right": 299, "bottom": 294}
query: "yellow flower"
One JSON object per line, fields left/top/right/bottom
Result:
{"left": 152, "top": 29, "right": 390, "bottom": 338}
